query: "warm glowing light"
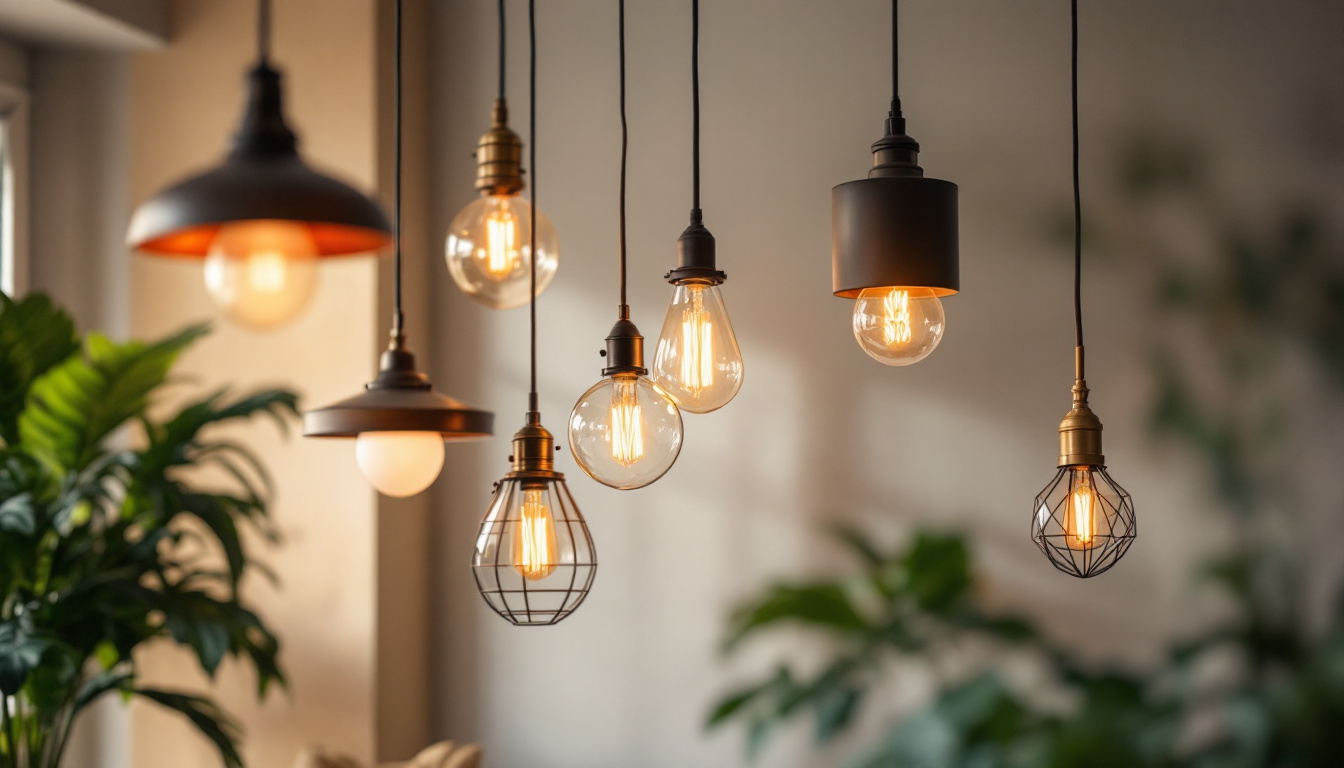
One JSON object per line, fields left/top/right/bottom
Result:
{"left": 480, "top": 200, "right": 519, "bottom": 279}
{"left": 1065, "top": 473, "right": 1097, "bottom": 549}
{"left": 204, "top": 220, "right": 320, "bottom": 329}
{"left": 882, "top": 289, "right": 913, "bottom": 346}
{"left": 610, "top": 378, "right": 645, "bottom": 466}
{"left": 679, "top": 286, "right": 715, "bottom": 397}
{"left": 354, "top": 431, "right": 445, "bottom": 497}
{"left": 512, "top": 488, "right": 558, "bottom": 580}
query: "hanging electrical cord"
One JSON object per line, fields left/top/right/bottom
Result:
{"left": 498, "top": 0, "right": 507, "bottom": 101}
{"left": 528, "top": 0, "right": 538, "bottom": 413}
{"left": 890, "top": 0, "right": 901, "bottom": 121}
{"left": 1071, "top": 0, "right": 1084, "bottom": 374}
{"left": 617, "top": 0, "right": 629, "bottom": 316}
{"left": 257, "top": 0, "right": 271, "bottom": 65}
{"left": 691, "top": 0, "right": 700, "bottom": 213}
{"left": 391, "top": 0, "right": 405, "bottom": 345}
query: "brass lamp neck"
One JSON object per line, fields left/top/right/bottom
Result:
{"left": 509, "top": 415, "right": 558, "bottom": 478}
{"left": 475, "top": 97, "right": 524, "bottom": 197}
{"left": 1058, "top": 348, "right": 1104, "bottom": 467}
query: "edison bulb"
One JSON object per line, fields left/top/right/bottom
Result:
{"left": 354, "top": 431, "right": 445, "bottom": 497}
{"left": 652, "top": 282, "right": 743, "bottom": 413}
{"left": 569, "top": 374, "right": 683, "bottom": 490}
{"left": 852, "top": 286, "right": 945, "bottom": 365}
{"left": 512, "top": 488, "right": 559, "bottom": 580}
{"left": 445, "top": 195, "right": 559, "bottom": 309}
{"left": 1032, "top": 465, "right": 1136, "bottom": 578}
{"left": 203, "top": 220, "right": 320, "bottom": 329}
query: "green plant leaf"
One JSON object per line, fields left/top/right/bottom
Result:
{"left": 133, "top": 688, "right": 243, "bottom": 768}
{"left": 0, "top": 491, "right": 36, "bottom": 535}
{"left": 902, "top": 532, "right": 972, "bottom": 613}
{"left": 0, "top": 619, "right": 49, "bottom": 696}
{"left": 19, "top": 324, "right": 208, "bottom": 474}
{"left": 725, "top": 583, "right": 871, "bottom": 650}
{"left": 0, "top": 293, "right": 79, "bottom": 445}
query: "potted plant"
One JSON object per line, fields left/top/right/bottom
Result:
{"left": 0, "top": 292, "right": 294, "bottom": 768}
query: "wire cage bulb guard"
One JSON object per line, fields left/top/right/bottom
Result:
{"left": 473, "top": 418, "right": 597, "bottom": 626}
{"left": 445, "top": 0, "right": 560, "bottom": 310}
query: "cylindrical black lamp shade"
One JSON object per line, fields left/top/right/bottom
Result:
{"left": 831, "top": 176, "right": 959, "bottom": 298}
{"left": 127, "top": 157, "right": 391, "bottom": 258}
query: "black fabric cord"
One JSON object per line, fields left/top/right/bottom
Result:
{"left": 498, "top": 0, "right": 507, "bottom": 101}
{"left": 618, "top": 0, "right": 628, "bottom": 316}
{"left": 890, "top": 0, "right": 901, "bottom": 118}
{"left": 1072, "top": 0, "right": 1084, "bottom": 365}
{"left": 392, "top": 0, "right": 404, "bottom": 340}
{"left": 691, "top": 0, "right": 700, "bottom": 211}
{"left": 258, "top": 0, "right": 271, "bottom": 64}
{"left": 528, "top": 0, "right": 538, "bottom": 412}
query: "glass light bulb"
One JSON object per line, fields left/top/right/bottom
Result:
{"left": 1032, "top": 465, "right": 1136, "bottom": 578}
{"left": 204, "top": 220, "right": 320, "bottom": 329}
{"left": 851, "top": 286, "right": 945, "bottom": 366}
{"left": 652, "top": 283, "right": 743, "bottom": 413}
{"left": 512, "top": 488, "right": 559, "bottom": 580}
{"left": 354, "top": 431, "right": 445, "bottom": 497}
{"left": 569, "top": 374, "right": 683, "bottom": 490}
{"left": 445, "top": 194, "right": 559, "bottom": 309}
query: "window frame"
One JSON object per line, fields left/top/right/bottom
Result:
{"left": 0, "top": 80, "right": 29, "bottom": 298}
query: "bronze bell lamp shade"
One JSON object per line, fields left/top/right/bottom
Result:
{"left": 1029, "top": 0, "right": 1135, "bottom": 578}
{"left": 303, "top": 0, "right": 493, "bottom": 499}
{"left": 832, "top": 0, "right": 958, "bottom": 367}
{"left": 126, "top": 0, "right": 391, "bottom": 330}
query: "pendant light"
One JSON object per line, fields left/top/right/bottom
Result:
{"left": 832, "top": 0, "right": 958, "bottom": 366}
{"left": 1030, "top": 0, "right": 1135, "bottom": 578}
{"left": 126, "top": 0, "right": 391, "bottom": 330}
{"left": 474, "top": 0, "right": 596, "bottom": 625}
{"left": 568, "top": 0, "right": 684, "bottom": 490}
{"left": 650, "top": 0, "right": 744, "bottom": 414}
{"left": 445, "top": 0, "right": 560, "bottom": 310}
{"left": 303, "top": 0, "right": 494, "bottom": 498}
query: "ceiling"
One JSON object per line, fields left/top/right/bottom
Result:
{"left": 0, "top": 0, "right": 166, "bottom": 51}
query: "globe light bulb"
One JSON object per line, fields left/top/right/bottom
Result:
{"left": 569, "top": 374, "right": 683, "bottom": 490}
{"left": 851, "top": 286, "right": 945, "bottom": 366}
{"left": 445, "top": 194, "right": 559, "bottom": 309}
{"left": 354, "top": 431, "right": 445, "bottom": 498}
{"left": 203, "top": 220, "right": 320, "bottom": 329}
{"left": 652, "top": 282, "right": 743, "bottom": 413}
{"left": 1032, "top": 465, "right": 1135, "bottom": 577}
{"left": 512, "top": 488, "right": 559, "bottom": 580}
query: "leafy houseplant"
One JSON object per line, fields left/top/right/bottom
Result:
{"left": 0, "top": 293, "right": 295, "bottom": 768}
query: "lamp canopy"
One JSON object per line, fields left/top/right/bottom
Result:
{"left": 127, "top": 63, "right": 391, "bottom": 257}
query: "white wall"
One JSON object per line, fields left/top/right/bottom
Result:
{"left": 427, "top": 2, "right": 1344, "bottom": 767}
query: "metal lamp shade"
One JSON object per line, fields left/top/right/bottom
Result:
{"left": 127, "top": 63, "right": 391, "bottom": 258}
{"left": 127, "top": 156, "right": 392, "bottom": 257}
{"left": 303, "top": 349, "right": 494, "bottom": 439}
{"left": 831, "top": 175, "right": 959, "bottom": 298}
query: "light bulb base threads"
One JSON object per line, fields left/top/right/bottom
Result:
{"left": 666, "top": 209, "right": 725, "bottom": 285}
{"left": 601, "top": 318, "right": 647, "bottom": 377}
{"left": 474, "top": 98, "right": 525, "bottom": 197}
{"left": 1057, "top": 379, "right": 1105, "bottom": 468}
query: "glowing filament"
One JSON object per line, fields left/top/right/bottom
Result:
{"left": 679, "top": 287, "right": 715, "bottom": 397}
{"left": 882, "top": 289, "right": 913, "bottom": 347}
{"left": 512, "top": 489, "right": 558, "bottom": 580}
{"left": 480, "top": 203, "right": 518, "bottom": 278}
{"left": 1066, "top": 473, "right": 1097, "bottom": 549}
{"left": 609, "top": 379, "right": 645, "bottom": 466}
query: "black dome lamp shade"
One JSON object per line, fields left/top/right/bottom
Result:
{"left": 127, "top": 0, "right": 390, "bottom": 259}
{"left": 832, "top": 0, "right": 959, "bottom": 367}
{"left": 302, "top": 0, "right": 493, "bottom": 499}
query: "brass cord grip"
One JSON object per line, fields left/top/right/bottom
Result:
{"left": 1058, "top": 346, "right": 1104, "bottom": 467}
{"left": 475, "top": 98, "right": 524, "bottom": 197}
{"left": 508, "top": 413, "right": 562, "bottom": 488}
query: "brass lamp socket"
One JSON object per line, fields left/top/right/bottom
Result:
{"left": 600, "top": 316, "right": 647, "bottom": 377}
{"left": 508, "top": 414, "right": 562, "bottom": 487}
{"left": 1058, "top": 379, "right": 1105, "bottom": 468}
{"left": 474, "top": 98, "right": 524, "bottom": 197}
{"left": 666, "top": 208, "right": 725, "bottom": 286}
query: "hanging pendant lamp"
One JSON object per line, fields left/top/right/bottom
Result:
{"left": 651, "top": 0, "right": 744, "bottom": 415}
{"left": 832, "top": 0, "right": 958, "bottom": 366}
{"left": 568, "top": 0, "right": 684, "bottom": 490}
{"left": 303, "top": 0, "right": 493, "bottom": 499}
{"left": 127, "top": 0, "right": 391, "bottom": 330}
{"left": 1030, "top": 0, "right": 1135, "bottom": 578}
{"left": 474, "top": 0, "right": 596, "bottom": 625}
{"left": 445, "top": 0, "right": 560, "bottom": 310}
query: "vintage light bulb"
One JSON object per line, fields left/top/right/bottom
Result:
{"left": 512, "top": 488, "right": 558, "bottom": 580}
{"left": 570, "top": 373, "right": 682, "bottom": 490}
{"left": 652, "top": 282, "right": 743, "bottom": 413}
{"left": 354, "top": 431, "right": 445, "bottom": 498}
{"left": 445, "top": 195, "right": 558, "bottom": 309}
{"left": 203, "top": 220, "right": 320, "bottom": 329}
{"left": 1065, "top": 471, "right": 1096, "bottom": 549}
{"left": 851, "top": 286, "right": 945, "bottom": 366}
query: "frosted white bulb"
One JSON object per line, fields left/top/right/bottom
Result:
{"left": 354, "top": 431, "right": 445, "bottom": 498}
{"left": 204, "top": 220, "right": 320, "bottom": 329}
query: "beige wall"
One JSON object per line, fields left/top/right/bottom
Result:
{"left": 127, "top": 1, "right": 385, "bottom": 766}
{"left": 427, "top": 1, "right": 1344, "bottom": 766}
